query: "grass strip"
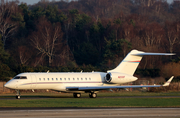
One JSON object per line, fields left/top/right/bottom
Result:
{"left": 1, "top": 91, "right": 180, "bottom": 97}
{"left": 0, "top": 98, "right": 180, "bottom": 107}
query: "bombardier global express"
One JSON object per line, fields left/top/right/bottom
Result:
{"left": 4, "top": 50, "right": 174, "bottom": 99}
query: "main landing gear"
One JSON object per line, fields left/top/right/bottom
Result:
{"left": 89, "top": 92, "right": 97, "bottom": 98}
{"left": 73, "top": 92, "right": 97, "bottom": 98}
{"left": 73, "top": 93, "right": 81, "bottom": 98}
{"left": 16, "top": 90, "right": 21, "bottom": 99}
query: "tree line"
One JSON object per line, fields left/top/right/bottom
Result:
{"left": 0, "top": 0, "right": 180, "bottom": 81}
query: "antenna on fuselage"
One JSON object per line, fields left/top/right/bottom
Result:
{"left": 81, "top": 70, "right": 83, "bottom": 73}
{"left": 47, "top": 70, "right": 49, "bottom": 73}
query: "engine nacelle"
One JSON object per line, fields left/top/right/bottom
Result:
{"left": 105, "top": 72, "right": 137, "bottom": 84}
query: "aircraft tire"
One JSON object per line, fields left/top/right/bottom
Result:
{"left": 73, "top": 93, "right": 81, "bottom": 98}
{"left": 89, "top": 93, "right": 97, "bottom": 98}
{"left": 16, "top": 95, "right": 20, "bottom": 99}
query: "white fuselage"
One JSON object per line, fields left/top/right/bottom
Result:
{"left": 5, "top": 72, "right": 137, "bottom": 93}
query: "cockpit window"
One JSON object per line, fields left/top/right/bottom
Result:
{"left": 14, "top": 76, "right": 27, "bottom": 79}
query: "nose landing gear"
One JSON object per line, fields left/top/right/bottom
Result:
{"left": 16, "top": 90, "right": 20, "bottom": 99}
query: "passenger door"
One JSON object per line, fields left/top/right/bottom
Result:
{"left": 31, "top": 75, "right": 37, "bottom": 89}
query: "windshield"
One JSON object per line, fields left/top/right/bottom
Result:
{"left": 14, "top": 76, "right": 27, "bottom": 79}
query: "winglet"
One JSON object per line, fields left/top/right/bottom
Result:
{"left": 163, "top": 76, "right": 174, "bottom": 86}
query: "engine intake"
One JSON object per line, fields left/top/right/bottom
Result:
{"left": 105, "top": 73, "right": 112, "bottom": 82}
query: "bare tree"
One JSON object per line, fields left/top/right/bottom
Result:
{"left": 133, "top": 0, "right": 157, "bottom": 7}
{"left": 165, "top": 21, "right": 178, "bottom": 54}
{"left": 142, "top": 22, "right": 163, "bottom": 49}
{"left": 30, "top": 17, "right": 69, "bottom": 67}
{"left": 18, "top": 46, "right": 31, "bottom": 65}
{"left": 0, "top": 0, "right": 19, "bottom": 48}
{"left": 136, "top": 22, "right": 165, "bottom": 69}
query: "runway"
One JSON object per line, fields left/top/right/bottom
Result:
{"left": 0, "top": 108, "right": 180, "bottom": 118}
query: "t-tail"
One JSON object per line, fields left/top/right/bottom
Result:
{"left": 107, "top": 50, "right": 175, "bottom": 75}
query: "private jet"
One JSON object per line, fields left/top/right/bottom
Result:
{"left": 4, "top": 50, "right": 174, "bottom": 99}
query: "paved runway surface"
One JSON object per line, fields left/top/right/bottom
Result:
{"left": 0, "top": 108, "right": 180, "bottom": 118}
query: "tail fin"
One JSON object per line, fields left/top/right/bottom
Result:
{"left": 107, "top": 50, "right": 175, "bottom": 75}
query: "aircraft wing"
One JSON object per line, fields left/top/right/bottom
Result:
{"left": 66, "top": 76, "right": 174, "bottom": 91}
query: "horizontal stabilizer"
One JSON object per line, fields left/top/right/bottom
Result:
{"left": 132, "top": 52, "right": 175, "bottom": 56}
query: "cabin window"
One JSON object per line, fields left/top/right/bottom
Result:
{"left": 14, "top": 76, "right": 27, "bottom": 79}
{"left": 81, "top": 78, "right": 83, "bottom": 80}
{"left": 39, "top": 78, "right": 41, "bottom": 81}
{"left": 85, "top": 78, "right": 87, "bottom": 80}
{"left": 64, "top": 78, "right": 66, "bottom": 80}
{"left": 89, "top": 78, "right": 91, "bottom": 80}
{"left": 60, "top": 78, "right": 62, "bottom": 80}
{"left": 77, "top": 78, "right": 79, "bottom": 80}
{"left": 73, "top": 78, "right": 75, "bottom": 80}
{"left": 56, "top": 78, "right": 58, "bottom": 81}
{"left": 52, "top": 78, "right": 54, "bottom": 81}
{"left": 44, "top": 78, "right": 45, "bottom": 81}
{"left": 68, "top": 78, "right": 70, "bottom": 80}
{"left": 47, "top": 78, "right": 49, "bottom": 81}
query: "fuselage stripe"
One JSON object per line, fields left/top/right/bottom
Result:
{"left": 21, "top": 81, "right": 102, "bottom": 85}
{"left": 123, "top": 60, "right": 140, "bottom": 63}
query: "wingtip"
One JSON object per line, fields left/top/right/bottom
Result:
{"left": 165, "top": 53, "right": 176, "bottom": 55}
{"left": 163, "top": 76, "right": 174, "bottom": 86}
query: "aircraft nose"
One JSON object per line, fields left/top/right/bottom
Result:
{"left": 4, "top": 82, "right": 9, "bottom": 88}
{"left": 4, "top": 82, "right": 14, "bottom": 89}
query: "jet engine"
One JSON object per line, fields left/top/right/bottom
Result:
{"left": 105, "top": 73, "right": 112, "bottom": 82}
{"left": 105, "top": 72, "right": 137, "bottom": 84}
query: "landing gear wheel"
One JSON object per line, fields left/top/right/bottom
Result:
{"left": 89, "top": 93, "right": 97, "bottom": 98}
{"left": 16, "top": 95, "right": 20, "bottom": 99}
{"left": 16, "top": 90, "right": 21, "bottom": 99}
{"left": 73, "top": 93, "right": 81, "bottom": 98}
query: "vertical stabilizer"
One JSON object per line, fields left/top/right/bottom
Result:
{"left": 107, "top": 50, "right": 174, "bottom": 75}
{"left": 107, "top": 50, "right": 144, "bottom": 75}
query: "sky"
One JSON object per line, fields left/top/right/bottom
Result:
{"left": 15, "top": 0, "right": 174, "bottom": 5}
